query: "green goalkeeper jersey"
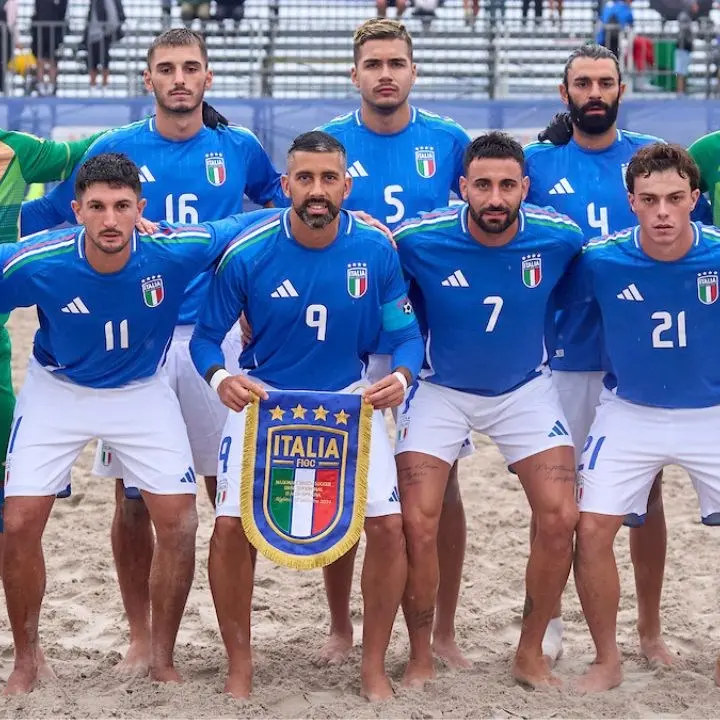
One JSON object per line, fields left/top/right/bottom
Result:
{"left": 0, "top": 129, "right": 104, "bottom": 244}
{"left": 688, "top": 130, "right": 720, "bottom": 225}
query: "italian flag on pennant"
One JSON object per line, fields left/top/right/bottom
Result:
{"left": 270, "top": 467, "right": 338, "bottom": 537}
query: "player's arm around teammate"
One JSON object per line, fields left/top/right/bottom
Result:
{"left": 393, "top": 133, "right": 581, "bottom": 689}
{"left": 190, "top": 131, "right": 424, "bottom": 702}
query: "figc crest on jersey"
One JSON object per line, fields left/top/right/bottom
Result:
{"left": 141, "top": 275, "right": 165, "bottom": 307}
{"left": 205, "top": 152, "right": 227, "bottom": 187}
{"left": 347, "top": 262, "right": 368, "bottom": 298}
{"left": 620, "top": 162, "right": 629, "bottom": 190}
{"left": 521, "top": 254, "right": 542, "bottom": 288}
{"left": 415, "top": 146, "right": 436, "bottom": 179}
{"left": 697, "top": 271, "right": 719, "bottom": 305}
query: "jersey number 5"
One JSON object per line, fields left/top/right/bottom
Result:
{"left": 384, "top": 185, "right": 405, "bottom": 224}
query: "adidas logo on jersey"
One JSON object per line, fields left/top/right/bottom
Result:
{"left": 61, "top": 297, "right": 90, "bottom": 314}
{"left": 616, "top": 283, "right": 644, "bottom": 301}
{"left": 138, "top": 165, "right": 156, "bottom": 183}
{"left": 346, "top": 161, "right": 368, "bottom": 178}
{"left": 548, "top": 178, "right": 575, "bottom": 195}
{"left": 441, "top": 270, "right": 469, "bottom": 287}
{"left": 271, "top": 279, "right": 299, "bottom": 298}
{"left": 547, "top": 420, "right": 570, "bottom": 438}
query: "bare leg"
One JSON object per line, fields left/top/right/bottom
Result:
{"left": 140, "top": 490, "right": 198, "bottom": 682}
{"left": 112, "top": 480, "right": 153, "bottom": 677}
{"left": 574, "top": 511, "right": 625, "bottom": 693}
{"left": 89, "top": 69, "right": 98, "bottom": 87}
{"left": 629, "top": 472, "right": 672, "bottom": 667}
{"left": 376, "top": 0, "right": 387, "bottom": 17}
{"left": 3, "top": 495, "right": 55, "bottom": 695}
{"left": 209, "top": 516, "right": 254, "bottom": 698}
{"left": 715, "top": 656, "right": 720, "bottom": 686}
{"left": 360, "top": 515, "right": 406, "bottom": 701}
{"left": 316, "top": 542, "right": 357, "bottom": 666}
{"left": 204, "top": 475, "right": 217, "bottom": 508}
{"left": 512, "top": 447, "right": 577, "bottom": 687}
{"left": 397, "top": 451, "right": 452, "bottom": 688}
{"left": 432, "top": 462, "right": 470, "bottom": 668}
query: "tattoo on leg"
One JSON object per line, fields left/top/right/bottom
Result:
{"left": 406, "top": 607, "right": 435, "bottom": 630}
{"left": 533, "top": 462, "right": 576, "bottom": 483}
{"left": 523, "top": 594, "right": 534, "bottom": 619}
{"left": 397, "top": 460, "right": 444, "bottom": 488}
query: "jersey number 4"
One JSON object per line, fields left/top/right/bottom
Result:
{"left": 587, "top": 203, "right": 609, "bottom": 237}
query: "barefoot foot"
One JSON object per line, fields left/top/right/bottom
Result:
{"left": 573, "top": 661, "right": 622, "bottom": 694}
{"left": 432, "top": 635, "right": 471, "bottom": 669}
{"left": 639, "top": 635, "right": 674, "bottom": 668}
{"left": 150, "top": 664, "right": 183, "bottom": 683}
{"left": 36, "top": 648, "right": 56, "bottom": 683}
{"left": 312, "top": 630, "right": 353, "bottom": 666}
{"left": 224, "top": 659, "right": 253, "bottom": 699}
{"left": 401, "top": 657, "right": 436, "bottom": 689}
{"left": 114, "top": 640, "right": 151, "bottom": 678}
{"left": 361, "top": 671, "right": 393, "bottom": 702}
{"left": 512, "top": 653, "right": 562, "bottom": 689}
{"left": 4, "top": 666, "right": 38, "bottom": 696}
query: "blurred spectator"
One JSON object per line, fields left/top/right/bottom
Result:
{"left": 597, "top": 0, "right": 633, "bottom": 59}
{"left": 675, "top": 0, "right": 697, "bottom": 94}
{"left": 487, "top": 0, "right": 507, "bottom": 23}
{"left": 376, "top": 0, "right": 407, "bottom": 19}
{"left": 180, "top": 0, "right": 210, "bottom": 26}
{"left": 522, "top": 0, "right": 542, "bottom": 25}
{"left": 0, "top": 0, "right": 18, "bottom": 94}
{"left": 549, "top": 0, "right": 563, "bottom": 24}
{"left": 215, "top": 0, "right": 246, "bottom": 25}
{"left": 82, "top": 0, "right": 125, "bottom": 94}
{"left": 463, "top": 0, "right": 479, "bottom": 26}
{"left": 412, "top": 0, "right": 438, "bottom": 30}
{"left": 30, "top": 0, "right": 67, "bottom": 96}
{"left": 629, "top": 33, "right": 654, "bottom": 89}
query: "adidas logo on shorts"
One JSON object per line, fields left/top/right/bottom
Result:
{"left": 388, "top": 486, "right": 400, "bottom": 503}
{"left": 547, "top": 420, "right": 570, "bottom": 438}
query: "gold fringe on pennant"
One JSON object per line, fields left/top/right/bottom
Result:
{"left": 240, "top": 395, "right": 373, "bottom": 571}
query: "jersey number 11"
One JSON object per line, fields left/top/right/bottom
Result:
{"left": 105, "top": 320, "right": 129, "bottom": 351}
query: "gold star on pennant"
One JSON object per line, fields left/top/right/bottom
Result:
{"left": 313, "top": 405, "right": 329, "bottom": 421}
{"left": 334, "top": 409, "right": 350, "bottom": 425}
{"left": 269, "top": 405, "right": 285, "bottom": 421}
{"left": 291, "top": 403, "right": 307, "bottom": 419}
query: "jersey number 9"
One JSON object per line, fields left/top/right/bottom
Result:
{"left": 306, "top": 304, "right": 327, "bottom": 341}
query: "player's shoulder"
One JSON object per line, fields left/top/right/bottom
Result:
{"left": 688, "top": 129, "right": 720, "bottom": 153}
{"left": 414, "top": 108, "right": 471, "bottom": 144}
{"left": 393, "top": 205, "right": 462, "bottom": 246}
{"left": 316, "top": 111, "right": 357, "bottom": 137}
{"left": 348, "top": 213, "right": 396, "bottom": 257}
{"left": 619, "top": 129, "right": 664, "bottom": 148}
{"left": 141, "top": 221, "right": 213, "bottom": 247}
{"left": 582, "top": 226, "right": 636, "bottom": 261}
{"left": 217, "top": 123, "right": 265, "bottom": 149}
{"left": 522, "top": 203, "right": 583, "bottom": 246}
{"left": 4, "top": 226, "right": 80, "bottom": 277}
{"left": 523, "top": 140, "right": 557, "bottom": 163}
{"left": 87, "top": 119, "right": 149, "bottom": 153}
{"left": 697, "top": 222, "right": 720, "bottom": 247}
{"left": 215, "top": 209, "right": 284, "bottom": 273}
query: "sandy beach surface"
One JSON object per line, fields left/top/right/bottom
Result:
{"left": 0, "top": 306, "right": 719, "bottom": 719}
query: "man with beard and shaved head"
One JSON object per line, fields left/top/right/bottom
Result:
{"left": 393, "top": 132, "right": 582, "bottom": 689}
{"left": 522, "top": 43, "right": 693, "bottom": 671}
{"left": 190, "top": 130, "right": 424, "bottom": 700}
{"left": 20, "top": 27, "right": 284, "bottom": 677}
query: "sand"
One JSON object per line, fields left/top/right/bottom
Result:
{"left": 0, "top": 306, "right": 719, "bottom": 719}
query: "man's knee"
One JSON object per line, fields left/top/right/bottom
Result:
{"left": 2, "top": 498, "right": 51, "bottom": 541}
{"left": 211, "top": 516, "right": 247, "bottom": 555}
{"left": 151, "top": 497, "right": 198, "bottom": 546}
{"left": 533, "top": 500, "right": 578, "bottom": 550}
{"left": 364, "top": 514, "right": 405, "bottom": 555}
{"left": 577, "top": 511, "right": 621, "bottom": 553}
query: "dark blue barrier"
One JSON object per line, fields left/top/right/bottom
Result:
{"left": 1, "top": 97, "right": 719, "bottom": 168}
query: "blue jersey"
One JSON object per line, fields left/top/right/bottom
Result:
{"left": 395, "top": 203, "right": 584, "bottom": 396}
{"left": 190, "top": 209, "right": 424, "bottom": 391}
{"left": 0, "top": 212, "right": 261, "bottom": 388}
{"left": 20, "top": 118, "right": 284, "bottom": 326}
{"left": 319, "top": 107, "right": 469, "bottom": 230}
{"left": 562, "top": 223, "right": 720, "bottom": 409}
{"left": 525, "top": 129, "right": 662, "bottom": 373}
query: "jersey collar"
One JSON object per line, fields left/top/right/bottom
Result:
{"left": 353, "top": 106, "right": 417, "bottom": 128}
{"left": 280, "top": 208, "right": 352, "bottom": 247}
{"left": 460, "top": 203, "right": 526, "bottom": 236}
{"left": 632, "top": 222, "right": 700, "bottom": 251}
{"left": 76, "top": 228, "right": 139, "bottom": 260}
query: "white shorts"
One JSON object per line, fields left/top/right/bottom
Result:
{"left": 93, "top": 323, "right": 242, "bottom": 479}
{"left": 395, "top": 373, "right": 573, "bottom": 467}
{"left": 5, "top": 360, "right": 196, "bottom": 498}
{"left": 215, "top": 383, "right": 400, "bottom": 520}
{"left": 553, "top": 370, "right": 604, "bottom": 464}
{"left": 578, "top": 391, "right": 720, "bottom": 525}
